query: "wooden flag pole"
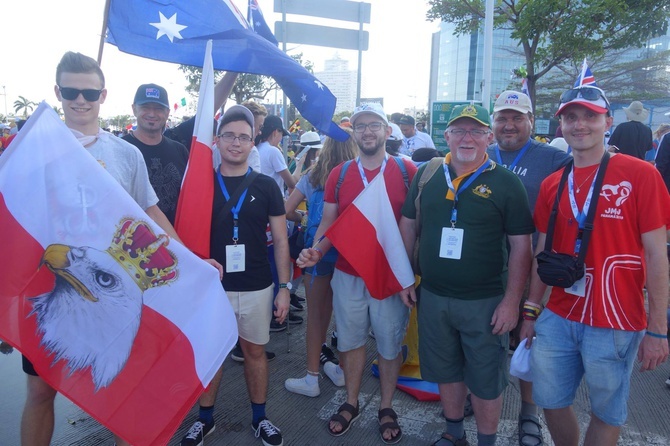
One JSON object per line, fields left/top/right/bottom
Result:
{"left": 97, "top": 0, "right": 112, "bottom": 65}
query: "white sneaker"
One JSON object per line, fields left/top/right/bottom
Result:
{"left": 666, "top": 376, "right": 670, "bottom": 388}
{"left": 284, "top": 376, "right": 320, "bottom": 397}
{"left": 324, "top": 361, "right": 345, "bottom": 387}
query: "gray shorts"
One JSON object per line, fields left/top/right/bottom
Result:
{"left": 331, "top": 269, "right": 409, "bottom": 359}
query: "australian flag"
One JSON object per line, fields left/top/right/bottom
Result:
{"left": 106, "top": 0, "right": 348, "bottom": 141}
{"left": 574, "top": 58, "right": 597, "bottom": 87}
{"left": 248, "top": 0, "right": 278, "bottom": 46}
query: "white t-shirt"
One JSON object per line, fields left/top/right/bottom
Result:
{"left": 86, "top": 132, "right": 158, "bottom": 210}
{"left": 400, "top": 130, "right": 436, "bottom": 156}
{"left": 257, "top": 140, "right": 289, "bottom": 191}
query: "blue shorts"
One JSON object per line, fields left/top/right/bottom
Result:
{"left": 331, "top": 269, "right": 409, "bottom": 359}
{"left": 304, "top": 260, "right": 335, "bottom": 277}
{"left": 531, "top": 309, "right": 644, "bottom": 426}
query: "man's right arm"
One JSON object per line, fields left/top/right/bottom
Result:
{"left": 296, "top": 202, "right": 337, "bottom": 268}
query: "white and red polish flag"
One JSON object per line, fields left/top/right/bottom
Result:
{"left": 325, "top": 173, "right": 414, "bottom": 299}
{"left": 174, "top": 39, "right": 215, "bottom": 258}
{"left": 0, "top": 102, "right": 237, "bottom": 446}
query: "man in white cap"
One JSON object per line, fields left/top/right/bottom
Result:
{"left": 487, "top": 90, "right": 571, "bottom": 446}
{"left": 297, "top": 103, "right": 417, "bottom": 444}
{"left": 521, "top": 85, "right": 669, "bottom": 446}
{"left": 607, "top": 100, "right": 653, "bottom": 159}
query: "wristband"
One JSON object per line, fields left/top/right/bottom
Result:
{"left": 522, "top": 302, "right": 541, "bottom": 321}
{"left": 524, "top": 301, "right": 542, "bottom": 310}
{"left": 313, "top": 247, "right": 323, "bottom": 261}
{"left": 645, "top": 330, "right": 667, "bottom": 339}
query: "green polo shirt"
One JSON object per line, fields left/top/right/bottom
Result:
{"left": 402, "top": 161, "right": 534, "bottom": 300}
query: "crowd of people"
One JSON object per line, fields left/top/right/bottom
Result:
{"left": 2, "top": 50, "right": 670, "bottom": 446}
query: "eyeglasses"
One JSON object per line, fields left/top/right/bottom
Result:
{"left": 559, "top": 86, "right": 611, "bottom": 108}
{"left": 218, "top": 132, "right": 253, "bottom": 145}
{"left": 353, "top": 122, "right": 385, "bottom": 133}
{"left": 447, "top": 128, "right": 491, "bottom": 139}
{"left": 58, "top": 86, "right": 104, "bottom": 102}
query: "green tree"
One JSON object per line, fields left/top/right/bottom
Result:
{"left": 106, "top": 114, "right": 134, "bottom": 130}
{"left": 14, "top": 96, "right": 36, "bottom": 117}
{"left": 179, "top": 53, "right": 314, "bottom": 105}
{"left": 52, "top": 106, "right": 63, "bottom": 118}
{"left": 427, "top": 0, "right": 670, "bottom": 112}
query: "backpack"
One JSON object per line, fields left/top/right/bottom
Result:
{"left": 304, "top": 186, "right": 338, "bottom": 263}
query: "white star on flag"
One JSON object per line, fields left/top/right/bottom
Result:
{"left": 150, "top": 12, "right": 187, "bottom": 43}
{"left": 301, "top": 94, "right": 307, "bottom": 102}
{"left": 314, "top": 80, "right": 324, "bottom": 90}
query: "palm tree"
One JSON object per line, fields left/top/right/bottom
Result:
{"left": 14, "top": 96, "right": 36, "bottom": 117}
{"left": 52, "top": 106, "right": 63, "bottom": 118}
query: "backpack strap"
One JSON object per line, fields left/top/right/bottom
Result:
{"left": 413, "top": 157, "right": 443, "bottom": 236}
{"left": 392, "top": 156, "right": 410, "bottom": 190}
{"left": 334, "top": 160, "right": 354, "bottom": 204}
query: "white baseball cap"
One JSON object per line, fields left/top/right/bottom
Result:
{"left": 494, "top": 90, "right": 532, "bottom": 114}
{"left": 350, "top": 103, "right": 388, "bottom": 126}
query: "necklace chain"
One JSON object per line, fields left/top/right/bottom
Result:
{"left": 576, "top": 168, "right": 597, "bottom": 193}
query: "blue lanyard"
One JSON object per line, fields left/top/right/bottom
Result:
{"left": 444, "top": 160, "right": 491, "bottom": 226}
{"left": 495, "top": 139, "right": 532, "bottom": 170}
{"left": 567, "top": 166, "right": 599, "bottom": 254}
{"left": 216, "top": 167, "right": 251, "bottom": 242}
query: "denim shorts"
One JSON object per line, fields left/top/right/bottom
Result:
{"left": 304, "top": 260, "right": 335, "bottom": 277}
{"left": 331, "top": 269, "right": 409, "bottom": 359}
{"left": 531, "top": 309, "right": 644, "bottom": 426}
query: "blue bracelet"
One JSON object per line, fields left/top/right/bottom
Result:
{"left": 645, "top": 330, "right": 667, "bottom": 339}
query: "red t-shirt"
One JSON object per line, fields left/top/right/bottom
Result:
{"left": 325, "top": 157, "right": 417, "bottom": 276}
{"left": 535, "top": 154, "right": 670, "bottom": 330}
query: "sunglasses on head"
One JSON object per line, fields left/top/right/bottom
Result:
{"left": 58, "top": 86, "right": 103, "bottom": 102}
{"left": 559, "top": 86, "right": 610, "bottom": 108}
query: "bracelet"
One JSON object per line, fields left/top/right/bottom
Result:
{"left": 313, "top": 247, "right": 323, "bottom": 261}
{"left": 522, "top": 303, "right": 541, "bottom": 321}
{"left": 524, "top": 301, "right": 542, "bottom": 310}
{"left": 645, "top": 330, "right": 667, "bottom": 339}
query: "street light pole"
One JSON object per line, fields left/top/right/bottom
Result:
{"left": 1, "top": 86, "right": 7, "bottom": 118}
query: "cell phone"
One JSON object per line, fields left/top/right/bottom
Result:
{"left": 295, "top": 145, "right": 314, "bottom": 160}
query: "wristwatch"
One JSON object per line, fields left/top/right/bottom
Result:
{"left": 279, "top": 282, "right": 293, "bottom": 291}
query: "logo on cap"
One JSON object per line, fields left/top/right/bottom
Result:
{"left": 145, "top": 88, "right": 161, "bottom": 99}
{"left": 461, "top": 105, "right": 478, "bottom": 117}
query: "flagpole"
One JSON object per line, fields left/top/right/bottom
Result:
{"left": 97, "top": 0, "right": 112, "bottom": 65}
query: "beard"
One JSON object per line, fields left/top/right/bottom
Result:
{"left": 454, "top": 147, "right": 479, "bottom": 163}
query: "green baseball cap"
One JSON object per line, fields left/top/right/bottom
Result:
{"left": 447, "top": 104, "right": 491, "bottom": 127}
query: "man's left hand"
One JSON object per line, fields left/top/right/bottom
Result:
{"left": 273, "top": 288, "right": 290, "bottom": 324}
{"left": 637, "top": 335, "right": 669, "bottom": 372}
{"left": 491, "top": 298, "right": 519, "bottom": 335}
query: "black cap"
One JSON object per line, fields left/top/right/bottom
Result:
{"left": 398, "top": 115, "right": 415, "bottom": 126}
{"left": 262, "top": 115, "right": 290, "bottom": 136}
{"left": 133, "top": 83, "right": 169, "bottom": 108}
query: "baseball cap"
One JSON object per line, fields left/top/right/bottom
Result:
{"left": 494, "top": 90, "right": 532, "bottom": 114}
{"left": 555, "top": 86, "right": 610, "bottom": 117}
{"left": 262, "top": 115, "right": 290, "bottom": 136}
{"left": 133, "top": 83, "right": 169, "bottom": 108}
{"left": 398, "top": 115, "right": 415, "bottom": 126}
{"left": 387, "top": 123, "right": 403, "bottom": 141}
{"left": 447, "top": 104, "right": 491, "bottom": 127}
{"left": 300, "top": 131, "right": 323, "bottom": 148}
{"left": 219, "top": 105, "right": 255, "bottom": 135}
{"left": 350, "top": 103, "right": 388, "bottom": 126}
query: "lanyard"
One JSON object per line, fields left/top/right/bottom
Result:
{"left": 216, "top": 167, "right": 251, "bottom": 243}
{"left": 444, "top": 160, "right": 491, "bottom": 227}
{"left": 356, "top": 154, "right": 388, "bottom": 188}
{"left": 567, "top": 166, "right": 599, "bottom": 253}
{"left": 495, "top": 139, "right": 532, "bottom": 170}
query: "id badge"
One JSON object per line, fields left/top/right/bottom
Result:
{"left": 565, "top": 275, "right": 586, "bottom": 297}
{"left": 439, "top": 228, "right": 464, "bottom": 260}
{"left": 226, "top": 244, "right": 246, "bottom": 273}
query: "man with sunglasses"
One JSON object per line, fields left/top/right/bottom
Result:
{"left": 123, "top": 83, "right": 189, "bottom": 225}
{"left": 297, "top": 103, "right": 417, "bottom": 444}
{"left": 487, "top": 90, "right": 571, "bottom": 446}
{"left": 21, "top": 52, "right": 193, "bottom": 446}
{"left": 520, "top": 86, "right": 670, "bottom": 446}
{"left": 399, "top": 104, "right": 534, "bottom": 446}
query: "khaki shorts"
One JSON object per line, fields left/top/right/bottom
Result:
{"left": 418, "top": 288, "right": 509, "bottom": 400}
{"left": 227, "top": 284, "right": 274, "bottom": 345}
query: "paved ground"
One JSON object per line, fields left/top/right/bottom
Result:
{"left": 2, "top": 284, "right": 669, "bottom": 445}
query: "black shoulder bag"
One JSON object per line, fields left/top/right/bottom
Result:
{"left": 536, "top": 153, "right": 609, "bottom": 288}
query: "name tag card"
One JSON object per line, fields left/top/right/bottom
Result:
{"left": 565, "top": 275, "right": 586, "bottom": 297}
{"left": 439, "top": 228, "right": 464, "bottom": 260}
{"left": 226, "top": 244, "right": 246, "bottom": 273}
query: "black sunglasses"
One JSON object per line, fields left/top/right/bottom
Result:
{"left": 58, "top": 86, "right": 103, "bottom": 102}
{"left": 559, "top": 86, "right": 611, "bottom": 109}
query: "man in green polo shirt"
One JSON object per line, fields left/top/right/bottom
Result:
{"left": 399, "top": 104, "right": 534, "bottom": 446}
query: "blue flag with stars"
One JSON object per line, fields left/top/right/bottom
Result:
{"left": 106, "top": 0, "right": 348, "bottom": 141}
{"left": 248, "top": 0, "right": 278, "bottom": 46}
